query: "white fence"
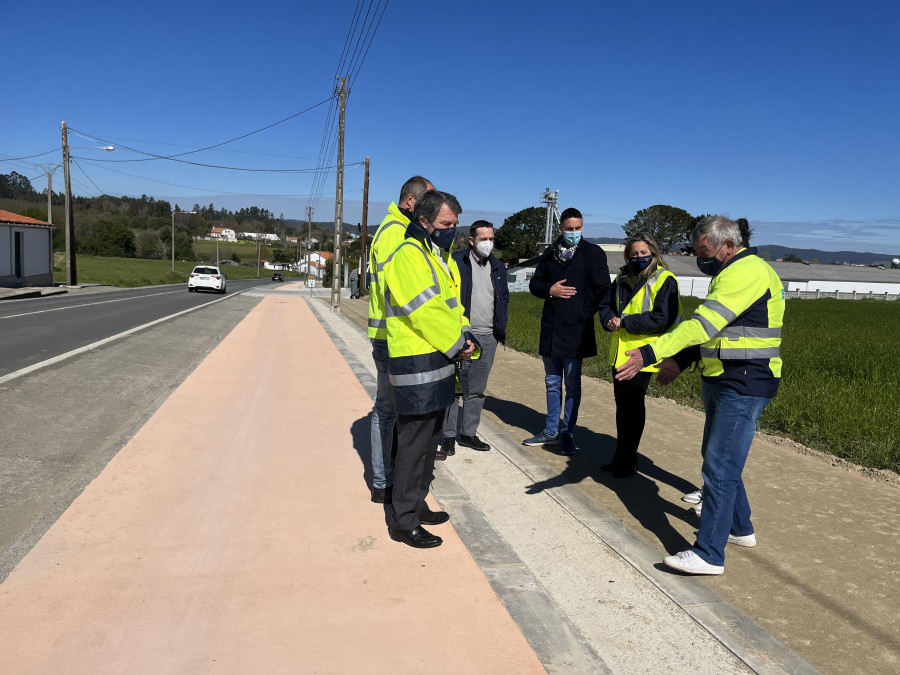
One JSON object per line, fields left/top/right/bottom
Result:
{"left": 508, "top": 270, "right": 899, "bottom": 301}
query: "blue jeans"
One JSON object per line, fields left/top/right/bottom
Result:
{"left": 542, "top": 357, "right": 583, "bottom": 439}
{"left": 693, "top": 381, "right": 772, "bottom": 566}
{"left": 371, "top": 340, "right": 396, "bottom": 489}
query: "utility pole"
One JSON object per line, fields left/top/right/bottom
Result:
{"left": 306, "top": 206, "right": 313, "bottom": 290}
{"left": 541, "top": 188, "right": 560, "bottom": 249}
{"left": 36, "top": 163, "right": 58, "bottom": 224}
{"left": 61, "top": 122, "right": 77, "bottom": 286}
{"left": 331, "top": 76, "right": 347, "bottom": 313}
{"left": 360, "top": 156, "right": 370, "bottom": 290}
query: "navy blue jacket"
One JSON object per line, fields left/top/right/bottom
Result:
{"left": 453, "top": 248, "right": 509, "bottom": 343}
{"left": 529, "top": 238, "right": 610, "bottom": 359}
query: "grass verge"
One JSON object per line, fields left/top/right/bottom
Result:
{"left": 53, "top": 253, "right": 302, "bottom": 287}
{"left": 506, "top": 293, "right": 899, "bottom": 473}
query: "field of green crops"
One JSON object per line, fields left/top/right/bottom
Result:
{"left": 505, "top": 293, "right": 900, "bottom": 473}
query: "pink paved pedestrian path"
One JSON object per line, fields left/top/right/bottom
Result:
{"left": 0, "top": 294, "right": 544, "bottom": 673}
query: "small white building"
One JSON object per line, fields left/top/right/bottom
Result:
{"left": 207, "top": 227, "right": 237, "bottom": 242}
{"left": 241, "top": 232, "right": 280, "bottom": 243}
{"left": 0, "top": 209, "right": 54, "bottom": 287}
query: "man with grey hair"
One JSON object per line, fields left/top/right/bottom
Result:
{"left": 616, "top": 216, "right": 785, "bottom": 575}
{"left": 381, "top": 189, "right": 477, "bottom": 548}
{"left": 367, "top": 176, "right": 434, "bottom": 504}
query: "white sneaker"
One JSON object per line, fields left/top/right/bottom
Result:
{"left": 682, "top": 490, "right": 702, "bottom": 504}
{"left": 691, "top": 500, "right": 702, "bottom": 515}
{"left": 727, "top": 532, "right": 757, "bottom": 547}
{"left": 664, "top": 550, "right": 724, "bottom": 575}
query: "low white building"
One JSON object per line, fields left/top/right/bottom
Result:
{"left": 0, "top": 210, "right": 54, "bottom": 287}
{"left": 241, "top": 232, "right": 280, "bottom": 243}
{"left": 207, "top": 227, "right": 237, "bottom": 242}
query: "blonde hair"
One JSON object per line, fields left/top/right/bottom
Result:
{"left": 623, "top": 233, "right": 665, "bottom": 278}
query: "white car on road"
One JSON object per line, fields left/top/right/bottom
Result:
{"left": 188, "top": 266, "right": 227, "bottom": 293}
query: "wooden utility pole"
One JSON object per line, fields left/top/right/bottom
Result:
{"left": 331, "top": 76, "right": 347, "bottom": 312}
{"left": 306, "top": 206, "right": 313, "bottom": 288}
{"left": 61, "top": 121, "right": 77, "bottom": 286}
{"left": 360, "top": 156, "right": 370, "bottom": 290}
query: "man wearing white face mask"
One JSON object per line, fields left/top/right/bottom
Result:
{"left": 439, "top": 220, "right": 509, "bottom": 457}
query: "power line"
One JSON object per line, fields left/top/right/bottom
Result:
{"left": 0, "top": 148, "right": 62, "bottom": 162}
{"left": 67, "top": 94, "right": 335, "bottom": 165}
{"left": 71, "top": 158, "right": 106, "bottom": 196}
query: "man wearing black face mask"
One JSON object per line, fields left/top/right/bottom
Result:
{"left": 380, "top": 189, "right": 477, "bottom": 548}
{"left": 616, "top": 216, "right": 784, "bottom": 576}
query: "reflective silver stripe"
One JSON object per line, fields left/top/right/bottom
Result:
{"left": 389, "top": 364, "right": 455, "bottom": 386}
{"left": 718, "top": 326, "right": 783, "bottom": 339}
{"left": 694, "top": 314, "right": 719, "bottom": 339}
{"left": 641, "top": 269, "right": 666, "bottom": 313}
{"left": 368, "top": 318, "right": 386, "bottom": 329}
{"left": 701, "top": 347, "right": 781, "bottom": 360}
{"left": 446, "top": 297, "right": 459, "bottom": 309}
{"left": 702, "top": 299, "right": 737, "bottom": 323}
{"left": 385, "top": 284, "right": 441, "bottom": 316}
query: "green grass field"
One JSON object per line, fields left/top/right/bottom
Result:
{"left": 53, "top": 253, "right": 302, "bottom": 287}
{"left": 506, "top": 293, "right": 900, "bottom": 473}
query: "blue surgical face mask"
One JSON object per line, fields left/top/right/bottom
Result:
{"left": 628, "top": 255, "right": 653, "bottom": 274}
{"left": 696, "top": 245, "right": 725, "bottom": 276}
{"left": 562, "top": 230, "right": 582, "bottom": 247}
{"left": 430, "top": 225, "right": 457, "bottom": 250}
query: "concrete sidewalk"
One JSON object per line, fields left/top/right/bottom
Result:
{"left": 0, "top": 292, "right": 543, "bottom": 672}
{"left": 334, "top": 295, "right": 898, "bottom": 675}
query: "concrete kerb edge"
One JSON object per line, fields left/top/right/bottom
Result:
{"left": 480, "top": 417, "right": 820, "bottom": 675}
{"left": 303, "top": 298, "right": 609, "bottom": 674}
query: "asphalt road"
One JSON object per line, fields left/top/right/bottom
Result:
{"left": 0, "top": 280, "right": 272, "bottom": 378}
{"left": 0, "top": 285, "right": 271, "bottom": 581}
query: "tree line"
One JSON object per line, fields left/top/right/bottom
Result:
{"left": 0, "top": 171, "right": 332, "bottom": 262}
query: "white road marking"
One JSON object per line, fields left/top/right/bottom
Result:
{"left": 0, "top": 290, "right": 246, "bottom": 385}
{"left": 0, "top": 289, "right": 183, "bottom": 320}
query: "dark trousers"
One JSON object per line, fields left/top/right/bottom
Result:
{"left": 611, "top": 370, "right": 652, "bottom": 470}
{"left": 390, "top": 410, "right": 442, "bottom": 530}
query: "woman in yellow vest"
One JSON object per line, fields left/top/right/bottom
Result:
{"left": 599, "top": 233, "right": 682, "bottom": 477}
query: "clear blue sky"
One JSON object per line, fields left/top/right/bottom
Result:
{"left": 2, "top": 0, "right": 898, "bottom": 252}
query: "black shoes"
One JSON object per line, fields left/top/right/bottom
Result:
{"left": 389, "top": 526, "right": 443, "bottom": 548}
{"left": 418, "top": 506, "right": 450, "bottom": 525}
{"left": 458, "top": 435, "right": 490, "bottom": 451}
{"left": 601, "top": 462, "right": 637, "bottom": 478}
{"left": 371, "top": 485, "right": 393, "bottom": 503}
{"left": 435, "top": 437, "right": 455, "bottom": 461}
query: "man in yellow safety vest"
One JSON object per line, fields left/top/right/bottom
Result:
{"left": 616, "top": 215, "right": 784, "bottom": 576}
{"left": 381, "top": 189, "right": 477, "bottom": 548}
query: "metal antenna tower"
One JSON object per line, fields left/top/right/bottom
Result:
{"left": 541, "top": 188, "right": 560, "bottom": 246}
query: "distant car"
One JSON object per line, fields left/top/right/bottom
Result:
{"left": 272, "top": 272, "right": 284, "bottom": 282}
{"left": 188, "top": 265, "right": 227, "bottom": 293}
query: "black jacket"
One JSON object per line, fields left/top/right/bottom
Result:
{"left": 529, "top": 238, "right": 610, "bottom": 358}
{"left": 453, "top": 248, "right": 510, "bottom": 343}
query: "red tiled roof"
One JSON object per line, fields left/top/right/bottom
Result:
{"left": 0, "top": 209, "right": 53, "bottom": 227}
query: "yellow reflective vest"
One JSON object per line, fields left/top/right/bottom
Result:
{"left": 642, "top": 249, "right": 784, "bottom": 397}
{"left": 608, "top": 267, "right": 682, "bottom": 372}
{"left": 367, "top": 202, "right": 410, "bottom": 341}
{"left": 382, "top": 224, "right": 473, "bottom": 415}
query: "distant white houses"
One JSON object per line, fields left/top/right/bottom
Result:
{"left": 205, "top": 227, "right": 237, "bottom": 242}
{"left": 241, "top": 232, "right": 281, "bottom": 243}
{"left": 0, "top": 209, "right": 54, "bottom": 287}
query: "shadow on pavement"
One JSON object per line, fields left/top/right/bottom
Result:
{"left": 350, "top": 414, "right": 373, "bottom": 489}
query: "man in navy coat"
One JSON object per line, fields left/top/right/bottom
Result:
{"left": 524, "top": 208, "right": 610, "bottom": 455}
